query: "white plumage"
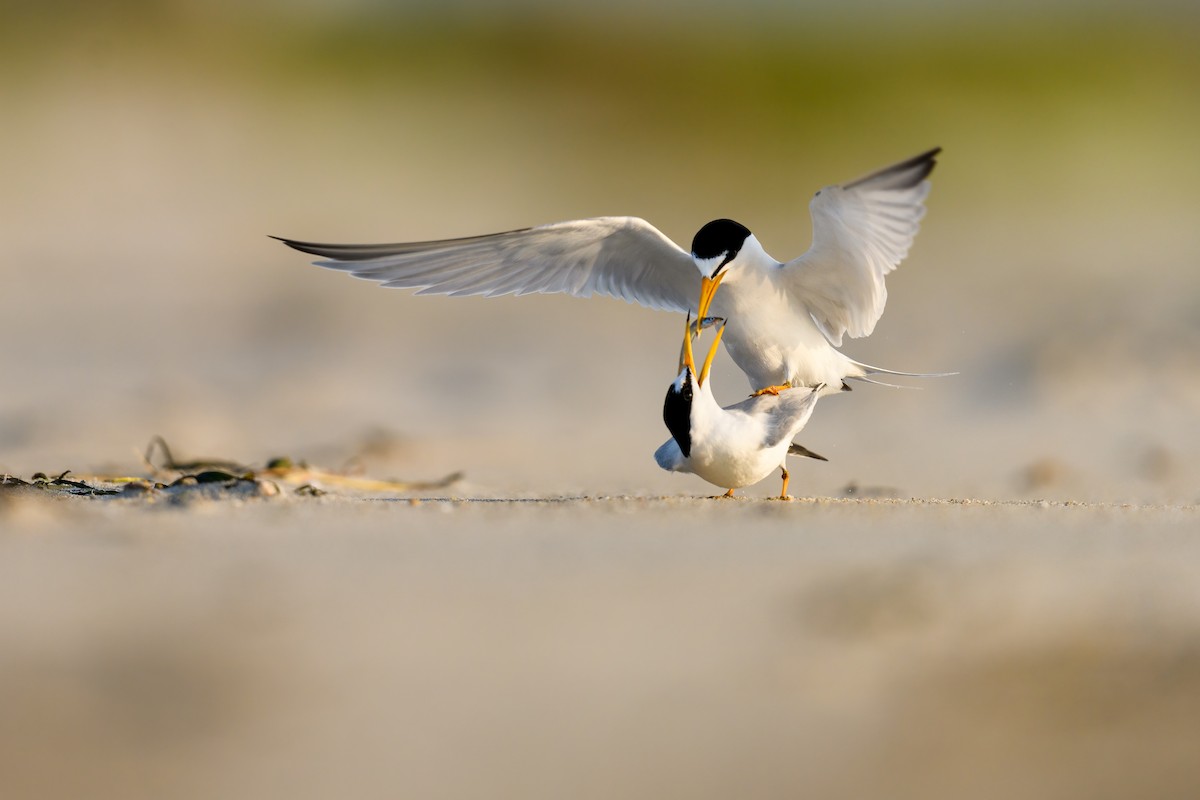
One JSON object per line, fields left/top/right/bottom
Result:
{"left": 654, "top": 318, "right": 822, "bottom": 498}
{"left": 275, "top": 148, "right": 943, "bottom": 394}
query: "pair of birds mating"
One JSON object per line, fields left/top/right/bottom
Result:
{"left": 276, "top": 147, "right": 942, "bottom": 497}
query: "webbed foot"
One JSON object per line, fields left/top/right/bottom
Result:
{"left": 751, "top": 383, "right": 792, "bottom": 397}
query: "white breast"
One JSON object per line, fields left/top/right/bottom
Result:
{"left": 681, "top": 390, "right": 791, "bottom": 489}
{"left": 713, "top": 265, "right": 857, "bottom": 392}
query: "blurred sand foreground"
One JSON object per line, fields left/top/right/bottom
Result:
{"left": 2, "top": 493, "right": 1199, "bottom": 800}
{"left": 3, "top": 6, "right": 1200, "bottom": 799}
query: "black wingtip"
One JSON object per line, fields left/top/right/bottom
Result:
{"left": 844, "top": 146, "right": 941, "bottom": 190}
{"left": 268, "top": 236, "right": 362, "bottom": 259}
{"left": 788, "top": 443, "right": 829, "bottom": 462}
{"left": 269, "top": 234, "right": 310, "bottom": 252}
{"left": 892, "top": 146, "right": 942, "bottom": 172}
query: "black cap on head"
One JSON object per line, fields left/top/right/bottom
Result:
{"left": 690, "top": 219, "right": 751, "bottom": 262}
{"left": 662, "top": 378, "right": 693, "bottom": 458}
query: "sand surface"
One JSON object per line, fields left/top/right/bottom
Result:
{"left": 4, "top": 493, "right": 1200, "bottom": 800}
{"left": 3, "top": 7, "right": 1200, "bottom": 798}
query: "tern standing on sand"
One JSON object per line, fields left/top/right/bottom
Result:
{"left": 655, "top": 314, "right": 823, "bottom": 499}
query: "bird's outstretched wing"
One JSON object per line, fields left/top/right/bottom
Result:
{"left": 273, "top": 216, "right": 700, "bottom": 313}
{"left": 781, "top": 148, "right": 940, "bottom": 347}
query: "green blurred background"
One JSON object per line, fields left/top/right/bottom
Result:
{"left": 2, "top": 0, "right": 1198, "bottom": 500}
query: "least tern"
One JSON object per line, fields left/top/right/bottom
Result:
{"left": 654, "top": 315, "right": 823, "bottom": 499}
{"left": 274, "top": 147, "right": 942, "bottom": 394}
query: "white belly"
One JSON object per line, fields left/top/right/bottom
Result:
{"left": 713, "top": 284, "right": 857, "bottom": 392}
{"left": 685, "top": 438, "right": 785, "bottom": 489}
{"left": 683, "top": 403, "right": 792, "bottom": 489}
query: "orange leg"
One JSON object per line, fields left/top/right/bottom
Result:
{"left": 751, "top": 383, "right": 792, "bottom": 397}
{"left": 720, "top": 488, "right": 736, "bottom": 499}
{"left": 778, "top": 466, "right": 793, "bottom": 501}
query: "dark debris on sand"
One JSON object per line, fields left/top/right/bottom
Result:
{"left": 1, "top": 435, "right": 463, "bottom": 506}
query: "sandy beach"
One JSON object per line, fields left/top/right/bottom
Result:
{"left": 3, "top": 4, "right": 1200, "bottom": 798}
{"left": 3, "top": 494, "right": 1199, "bottom": 799}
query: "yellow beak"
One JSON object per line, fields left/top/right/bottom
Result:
{"left": 679, "top": 313, "right": 697, "bottom": 376}
{"left": 696, "top": 272, "right": 726, "bottom": 323}
{"left": 678, "top": 311, "right": 725, "bottom": 388}
{"left": 699, "top": 319, "right": 725, "bottom": 387}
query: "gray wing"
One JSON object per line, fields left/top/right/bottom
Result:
{"left": 724, "top": 386, "right": 822, "bottom": 450}
{"left": 759, "top": 387, "right": 821, "bottom": 450}
{"left": 273, "top": 216, "right": 700, "bottom": 313}
{"left": 780, "top": 148, "right": 940, "bottom": 346}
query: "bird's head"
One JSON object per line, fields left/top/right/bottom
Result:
{"left": 662, "top": 369, "right": 694, "bottom": 458}
{"left": 690, "top": 218, "right": 751, "bottom": 321}
{"left": 665, "top": 312, "right": 726, "bottom": 457}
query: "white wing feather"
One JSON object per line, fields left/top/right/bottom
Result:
{"left": 274, "top": 216, "right": 700, "bottom": 314}
{"left": 782, "top": 148, "right": 939, "bottom": 347}
{"left": 722, "top": 387, "right": 822, "bottom": 450}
